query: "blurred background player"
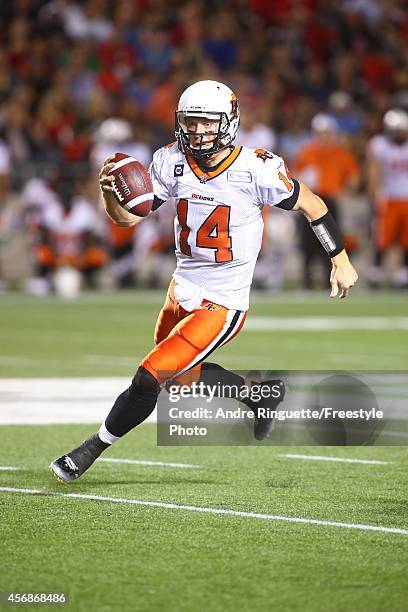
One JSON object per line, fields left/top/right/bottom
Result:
{"left": 237, "top": 107, "right": 276, "bottom": 151}
{"left": 367, "top": 108, "right": 408, "bottom": 288}
{"left": 90, "top": 118, "right": 152, "bottom": 287}
{"left": 22, "top": 167, "right": 107, "bottom": 295}
{"left": 0, "top": 133, "right": 11, "bottom": 289}
{"left": 237, "top": 109, "right": 279, "bottom": 290}
{"left": 294, "top": 113, "right": 360, "bottom": 288}
{"left": 132, "top": 200, "right": 176, "bottom": 288}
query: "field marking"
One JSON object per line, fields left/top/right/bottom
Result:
{"left": 0, "top": 356, "right": 37, "bottom": 365}
{"left": 98, "top": 458, "right": 201, "bottom": 469}
{"left": 279, "top": 454, "right": 392, "bottom": 465}
{"left": 0, "top": 377, "right": 156, "bottom": 425}
{"left": 245, "top": 316, "right": 408, "bottom": 331}
{"left": 0, "top": 466, "right": 19, "bottom": 471}
{"left": 327, "top": 354, "right": 402, "bottom": 367}
{"left": 378, "top": 430, "right": 408, "bottom": 439}
{"left": 282, "top": 423, "right": 408, "bottom": 441}
{"left": 1, "top": 486, "right": 407, "bottom": 536}
{"left": 84, "top": 355, "right": 139, "bottom": 366}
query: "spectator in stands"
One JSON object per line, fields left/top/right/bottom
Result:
{"left": 278, "top": 114, "right": 311, "bottom": 166}
{"left": 328, "top": 91, "right": 363, "bottom": 136}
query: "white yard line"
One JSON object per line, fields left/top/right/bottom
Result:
{"left": 0, "top": 486, "right": 407, "bottom": 536}
{"left": 0, "top": 466, "right": 19, "bottom": 471}
{"left": 279, "top": 454, "right": 391, "bottom": 465}
{"left": 377, "top": 430, "right": 408, "bottom": 439}
{"left": 327, "top": 354, "right": 401, "bottom": 367}
{"left": 0, "top": 357, "right": 37, "bottom": 365}
{"left": 0, "top": 376, "right": 406, "bottom": 426}
{"left": 98, "top": 458, "right": 201, "bottom": 469}
{"left": 245, "top": 316, "right": 408, "bottom": 331}
{"left": 0, "top": 377, "right": 156, "bottom": 425}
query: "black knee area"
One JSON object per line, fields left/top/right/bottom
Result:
{"left": 130, "top": 366, "right": 161, "bottom": 397}
{"left": 105, "top": 367, "right": 161, "bottom": 437}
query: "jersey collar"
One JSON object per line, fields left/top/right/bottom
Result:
{"left": 186, "top": 146, "right": 242, "bottom": 181}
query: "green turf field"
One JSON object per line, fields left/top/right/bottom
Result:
{"left": 0, "top": 290, "right": 407, "bottom": 611}
{"left": 1, "top": 426, "right": 407, "bottom": 612}
{"left": 0, "top": 290, "right": 407, "bottom": 376}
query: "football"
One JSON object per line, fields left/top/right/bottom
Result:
{"left": 109, "top": 153, "right": 154, "bottom": 217}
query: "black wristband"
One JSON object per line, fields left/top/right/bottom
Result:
{"left": 310, "top": 211, "right": 345, "bottom": 257}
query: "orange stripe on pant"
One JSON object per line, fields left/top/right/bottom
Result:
{"left": 141, "top": 280, "right": 246, "bottom": 385}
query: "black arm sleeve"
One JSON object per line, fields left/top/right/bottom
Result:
{"left": 310, "top": 211, "right": 345, "bottom": 257}
{"left": 275, "top": 179, "right": 300, "bottom": 210}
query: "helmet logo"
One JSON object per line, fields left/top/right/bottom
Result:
{"left": 231, "top": 93, "right": 238, "bottom": 118}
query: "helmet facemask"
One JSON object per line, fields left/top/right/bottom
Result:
{"left": 175, "top": 111, "right": 233, "bottom": 158}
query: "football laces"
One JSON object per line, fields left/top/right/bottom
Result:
{"left": 111, "top": 179, "right": 125, "bottom": 202}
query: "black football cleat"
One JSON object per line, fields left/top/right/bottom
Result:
{"left": 252, "top": 379, "right": 286, "bottom": 441}
{"left": 49, "top": 433, "right": 108, "bottom": 483}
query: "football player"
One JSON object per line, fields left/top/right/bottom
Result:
{"left": 50, "top": 80, "right": 358, "bottom": 482}
{"left": 367, "top": 108, "right": 408, "bottom": 287}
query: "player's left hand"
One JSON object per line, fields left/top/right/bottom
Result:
{"left": 330, "top": 258, "right": 358, "bottom": 299}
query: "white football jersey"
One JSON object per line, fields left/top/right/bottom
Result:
{"left": 149, "top": 143, "right": 299, "bottom": 311}
{"left": 369, "top": 135, "right": 408, "bottom": 200}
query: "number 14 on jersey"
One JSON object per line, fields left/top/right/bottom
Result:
{"left": 177, "top": 199, "right": 233, "bottom": 263}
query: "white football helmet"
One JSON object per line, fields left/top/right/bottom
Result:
{"left": 94, "top": 118, "right": 132, "bottom": 144}
{"left": 383, "top": 108, "right": 408, "bottom": 133}
{"left": 311, "top": 113, "right": 338, "bottom": 133}
{"left": 175, "top": 80, "right": 240, "bottom": 157}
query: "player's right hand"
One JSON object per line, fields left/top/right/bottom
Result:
{"left": 98, "top": 155, "right": 140, "bottom": 227}
{"left": 99, "top": 155, "right": 116, "bottom": 196}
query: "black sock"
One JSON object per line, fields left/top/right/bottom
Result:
{"left": 105, "top": 367, "right": 161, "bottom": 438}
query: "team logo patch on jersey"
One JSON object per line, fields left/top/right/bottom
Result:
{"left": 227, "top": 171, "right": 252, "bottom": 183}
{"left": 174, "top": 164, "right": 184, "bottom": 177}
{"left": 191, "top": 193, "right": 214, "bottom": 201}
{"left": 203, "top": 302, "right": 221, "bottom": 311}
{"left": 255, "top": 149, "right": 274, "bottom": 163}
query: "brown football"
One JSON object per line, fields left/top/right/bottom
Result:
{"left": 109, "top": 152, "right": 154, "bottom": 217}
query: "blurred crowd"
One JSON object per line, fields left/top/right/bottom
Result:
{"left": 0, "top": 0, "right": 407, "bottom": 294}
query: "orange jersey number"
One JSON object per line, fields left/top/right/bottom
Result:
{"left": 278, "top": 163, "right": 294, "bottom": 192}
{"left": 177, "top": 199, "right": 233, "bottom": 263}
{"left": 177, "top": 199, "right": 192, "bottom": 256}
